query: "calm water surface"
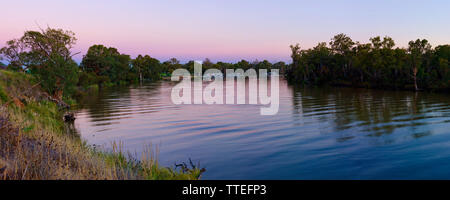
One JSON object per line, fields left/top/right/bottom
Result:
{"left": 74, "top": 79, "right": 450, "bottom": 179}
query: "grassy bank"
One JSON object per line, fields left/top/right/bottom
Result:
{"left": 0, "top": 69, "right": 204, "bottom": 180}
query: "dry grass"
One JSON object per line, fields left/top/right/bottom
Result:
{"left": 0, "top": 70, "right": 204, "bottom": 180}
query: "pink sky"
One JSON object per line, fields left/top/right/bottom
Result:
{"left": 1, "top": 0, "right": 449, "bottom": 63}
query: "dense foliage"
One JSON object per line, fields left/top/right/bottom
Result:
{"left": 286, "top": 34, "right": 450, "bottom": 91}
{"left": 0, "top": 28, "right": 286, "bottom": 100}
{"left": 79, "top": 45, "right": 131, "bottom": 87}
{"left": 79, "top": 46, "right": 286, "bottom": 88}
{"left": 0, "top": 28, "right": 79, "bottom": 98}
{"left": 2, "top": 28, "right": 449, "bottom": 100}
{"left": 0, "top": 28, "right": 209, "bottom": 180}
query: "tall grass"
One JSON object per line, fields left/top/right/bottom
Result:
{"left": 0, "top": 70, "right": 204, "bottom": 180}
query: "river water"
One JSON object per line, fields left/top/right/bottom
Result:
{"left": 74, "top": 79, "right": 450, "bottom": 179}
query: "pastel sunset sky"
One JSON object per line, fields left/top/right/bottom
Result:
{"left": 1, "top": 0, "right": 449, "bottom": 63}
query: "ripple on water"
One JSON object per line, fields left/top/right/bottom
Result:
{"left": 75, "top": 81, "right": 450, "bottom": 179}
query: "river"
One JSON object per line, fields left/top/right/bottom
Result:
{"left": 74, "top": 79, "right": 450, "bottom": 179}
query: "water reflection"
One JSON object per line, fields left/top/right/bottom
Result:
{"left": 292, "top": 85, "right": 450, "bottom": 144}
{"left": 75, "top": 79, "right": 450, "bottom": 179}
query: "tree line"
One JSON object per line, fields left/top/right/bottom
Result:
{"left": 286, "top": 34, "right": 450, "bottom": 91}
{"left": 0, "top": 27, "right": 286, "bottom": 100}
{"left": 3, "top": 28, "right": 448, "bottom": 101}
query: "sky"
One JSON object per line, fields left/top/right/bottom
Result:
{"left": 1, "top": 0, "right": 449, "bottom": 63}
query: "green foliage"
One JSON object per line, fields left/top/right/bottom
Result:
{"left": 1, "top": 69, "right": 202, "bottom": 180}
{"left": 77, "top": 71, "right": 99, "bottom": 89}
{"left": 131, "top": 54, "right": 163, "bottom": 82}
{"left": 0, "top": 27, "right": 79, "bottom": 98}
{"left": 287, "top": 34, "right": 450, "bottom": 91}
{"left": 180, "top": 58, "right": 283, "bottom": 75}
{"left": 80, "top": 45, "right": 131, "bottom": 86}
{"left": 235, "top": 59, "right": 251, "bottom": 70}
{"left": 0, "top": 31, "right": 286, "bottom": 95}
{"left": 30, "top": 54, "right": 79, "bottom": 96}
{"left": 162, "top": 58, "right": 183, "bottom": 74}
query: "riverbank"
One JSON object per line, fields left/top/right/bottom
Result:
{"left": 0, "top": 70, "right": 203, "bottom": 180}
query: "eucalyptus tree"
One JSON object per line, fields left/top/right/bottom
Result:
{"left": 163, "top": 58, "right": 182, "bottom": 74}
{"left": 132, "top": 55, "right": 146, "bottom": 83}
{"left": 234, "top": 60, "right": 251, "bottom": 71}
{"left": 81, "top": 45, "right": 131, "bottom": 87}
{"left": 0, "top": 27, "right": 79, "bottom": 98}
{"left": 430, "top": 45, "right": 450, "bottom": 88}
{"left": 329, "top": 34, "right": 355, "bottom": 80}
{"left": 286, "top": 34, "right": 450, "bottom": 91}
{"left": 272, "top": 61, "right": 286, "bottom": 72}
{"left": 257, "top": 60, "right": 272, "bottom": 70}
{"left": 408, "top": 39, "right": 432, "bottom": 90}
{"left": 131, "top": 55, "right": 162, "bottom": 81}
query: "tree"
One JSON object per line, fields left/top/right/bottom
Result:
{"left": 0, "top": 27, "right": 79, "bottom": 98}
{"left": 308, "top": 42, "right": 333, "bottom": 83}
{"left": 330, "top": 33, "right": 355, "bottom": 78}
{"left": 432, "top": 45, "right": 450, "bottom": 87}
{"left": 286, "top": 34, "right": 450, "bottom": 91}
{"left": 234, "top": 60, "right": 251, "bottom": 71}
{"left": 382, "top": 36, "right": 395, "bottom": 49}
{"left": 369, "top": 37, "right": 384, "bottom": 82}
{"left": 0, "top": 39, "right": 28, "bottom": 71}
{"left": 81, "top": 45, "right": 131, "bottom": 86}
{"left": 143, "top": 55, "right": 162, "bottom": 80}
{"left": 289, "top": 44, "right": 305, "bottom": 82}
{"left": 272, "top": 61, "right": 286, "bottom": 73}
{"left": 256, "top": 60, "right": 272, "bottom": 70}
{"left": 353, "top": 42, "right": 372, "bottom": 83}
{"left": 289, "top": 42, "right": 335, "bottom": 84}
{"left": 202, "top": 58, "right": 214, "bottom": 72}
{"left": 183, "top": 60, "right": 195, "bottom": 73}
{"left": 330, "top": 33, "right": 355, "bottom": 55}
{"left": 131, "top": 55, "right": 162, "bottom": 82}
{"left": 216, "top": 61, "right": 233, "bottom": 73}
{"left": 132, "top": 55, "right": 145, "bottom": 83}
{"left": 162, "top": 58, "right": 182, "bottom": 74}
{"left": 408, "top": 39, "right": 431, "bottom": 91}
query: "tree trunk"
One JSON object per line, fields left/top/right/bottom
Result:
{"left": 413, "top": 67, "right": 418, "bottom": 91}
